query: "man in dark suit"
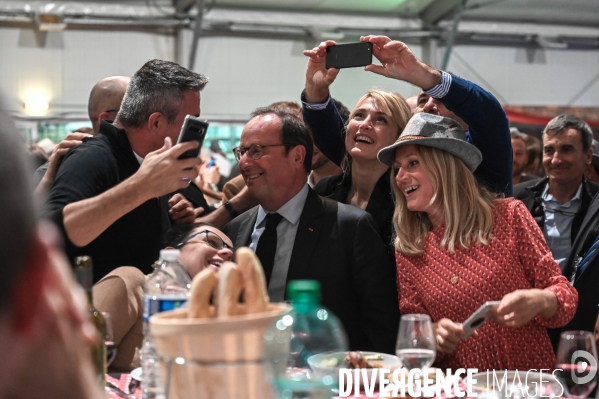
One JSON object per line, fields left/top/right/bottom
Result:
{"left": 224, "top": 107, "right": 400, "bottom": 354}
{"left": 549, "top": 192, "right": 599, "bottom": 350}
{"left": 514, "top": 115, "right": 599, "bottom": 267}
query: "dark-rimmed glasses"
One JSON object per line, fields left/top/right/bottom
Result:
{"left": 176, "top": 230, "right": 234, "bottom": 251}
{"left": 232, "top": 143, "right": 290, "bottom": 161}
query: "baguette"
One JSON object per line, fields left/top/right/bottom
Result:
{"left": 236, "top": 247, "right": 269, "bottom": 314}
{"left": 216, "top": 262, "right": 242, "bottom": 317}
{"left": 187, "top": 267, "right": 218, "bottom": 319}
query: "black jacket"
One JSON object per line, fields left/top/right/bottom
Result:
{"left": 513, "top": 176, "right": 599, "bottom": 244}
{"left": 547, "top": 192, "right": 599, "bottom": 350}
{"left": 314, "top": 170, "right": 395, "bottom": 261}
{"left": 45, "top": 121, "right": 164, "bottom": 282}
{"left": 223, "top": 187, "right": 400, "bottom": 354}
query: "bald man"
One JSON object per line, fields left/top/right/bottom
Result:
{"left": 87, "top": 76, "right": 130, "bottom": 133}
{"left": 34, "top": 76, "right": 130, "bottom": 194}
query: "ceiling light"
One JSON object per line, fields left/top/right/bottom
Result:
{"left": 36, "top": 13, "right": 66, "bottom": 31}
{"left": 23, "top": 93, "right": 50, "bottom": 115}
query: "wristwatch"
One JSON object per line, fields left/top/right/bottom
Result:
{"left": 223, "top": 200, "right": 240, "bottom": 218}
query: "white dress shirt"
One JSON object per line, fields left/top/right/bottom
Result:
{"left": 541, "top": 183, "right": 582, "bottom": 266}
{"left": 249, "top": 184, "right": 309, "bottom": 301}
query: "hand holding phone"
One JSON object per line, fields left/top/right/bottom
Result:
{"left": 462, "top": 301, "right": 501, "bottom": 338}
{"left": 177, "top": 115, "right": 209, "bottom": 160}
{"left": 326, "top": 42, "right": 373, "bottom": 69}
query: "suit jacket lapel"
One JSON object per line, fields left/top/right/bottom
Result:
{"left": 578, "top": 196, "right": 599, "bottom": 235}
{"left": 566, "top": 197, "right": 599, "bottom": 277}
{"left": 286, "top": 189, "right": 325, "bottom": 284}
{"left": 237, "top": 208, "right": 259, "bottom": 247}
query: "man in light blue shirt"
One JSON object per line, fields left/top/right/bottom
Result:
{"left": 224, "top": 106, "right": 400, "bottom": 354}
{"left": 514, "top": 115, "right": 599, "bottom": 267}
{"left": 541, "top": 185, "right": 582, "bottom": 265}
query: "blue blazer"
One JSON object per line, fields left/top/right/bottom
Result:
{"left": 548, "top": 192, "right": 599, "bottom": 350}
{"left": 302, "top": 75, "right": 513, "bottom": 197}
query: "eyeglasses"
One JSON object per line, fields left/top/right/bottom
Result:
{"left": 104, "top": 109, "right": 119, "bottom": 113}
{"left": 176, "top": 230, "right": 234, "bottom": 251}
{"left": 232, "top": 143, "right": 290, "bottom": 161}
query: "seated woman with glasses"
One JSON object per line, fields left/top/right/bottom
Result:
{"left": 379, "top": 112, "right": 578, "bottom": 370}
{"left": 93, "top": 222, "right": 233, "bottom": 372}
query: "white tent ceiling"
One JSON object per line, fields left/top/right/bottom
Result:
{"left": 0, "top": 0, "right": 597, "bottom": 50}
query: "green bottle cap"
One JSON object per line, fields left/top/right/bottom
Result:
{"left": 286, "top": 280, "right": 321, "bottom": 305}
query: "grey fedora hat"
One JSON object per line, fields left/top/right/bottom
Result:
{"left": 377, "top": 112, "right": 482, "bottom": 172}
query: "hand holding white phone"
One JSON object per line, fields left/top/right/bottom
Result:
{"left": 462, "top": 301, "right": 501, "bottom": 338}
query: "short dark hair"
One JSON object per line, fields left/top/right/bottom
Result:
{"left": 160, "top": 222, "right": 216, "bottom": 248}
{"left": 268, "top": 101, "right": 302, "bottom": 118}
{"left": 544, "top": 114, "right": 593, "bottom": 151}
{"left": 115, "top": 59, "right": 208, "bottom": 129}
{"left": 250, "top": 107, "right": 314, "bottom": 174}
{"left": 0, "top": 97, "right": 37, "bottom": 314}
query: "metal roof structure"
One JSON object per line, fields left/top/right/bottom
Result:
{"left": 0, "top": 0, "right": 597, "bottom": 51}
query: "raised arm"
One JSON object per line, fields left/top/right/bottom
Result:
{"left": 301, "top": 40, "right": 346, "bottom": 166}
{"left": 431, "top": 75, "right": 512, "bottom": 196}
{"left": 303, "top": 40, "right": 341, "bottom": 102}
{"left": 35, "top": 131, "right": 92, "bottom": 196}
{"left": 362, "top": 35, "right": 512, "bottom": 196}
{"left": 48, "top": 138, "right": 200, "bottom": 247}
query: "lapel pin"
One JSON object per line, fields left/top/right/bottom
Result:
{"left": 308, "top": 227, "right": 314, "bottom": 232}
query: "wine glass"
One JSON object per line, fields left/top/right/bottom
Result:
{"left": 101, "top": 312, "right": 117, "bottom": 368}
{"left": 396, "top": 314, "right": 436, "bottom": 371}
{"left": 554, "top": 331, "right": 598, "bottom": 399}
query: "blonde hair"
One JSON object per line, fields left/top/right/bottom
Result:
{"left": 341, "top": 89, "right": 411, "bottom": 174}
{"left": 391, "top": 145, "right": 497, "bottom": 256}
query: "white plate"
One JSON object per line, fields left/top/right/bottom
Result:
{"left": 381, "top": 368, "right": 449, "bottom": 397}
{"left": 130, "top": 367, "right": 142, "bottom": 381}
{"left": 466, "top": 370, "right": 560, "bottom": 396}
{"left": 307, "top": 351, "right": 400, "bottom": 379}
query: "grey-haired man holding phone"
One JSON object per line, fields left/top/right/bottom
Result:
{"left": 45, "top": 60, "right": 207, "bottom": 282}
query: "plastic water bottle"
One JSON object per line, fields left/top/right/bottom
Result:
{"left": 141, "top": 249, "right": 191, "bottom": 399}
{"left": 264, "top": 280, "right": 348, "bottom": 399}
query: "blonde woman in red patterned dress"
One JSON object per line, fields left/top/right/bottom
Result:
{"left": 378, "top": 112, "right": 578, "bottom": 371}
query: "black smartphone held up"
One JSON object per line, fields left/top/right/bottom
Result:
{"left": 176, "top": 115, "right": 208, "bottom": 159}
{"left": 325, "top": 42, "right": 373, "bottom": 69}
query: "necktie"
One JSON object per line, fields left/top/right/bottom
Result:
{"left": 576, "top": 234, "right": 599, "bottom": 280}
{"left": 255, "top": 212, "right": 284, "bottom": 285}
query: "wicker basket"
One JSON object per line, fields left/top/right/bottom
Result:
{"left": 150, "top": 303, "right": 291, "bottom": 399}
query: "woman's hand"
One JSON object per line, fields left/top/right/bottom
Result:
{"left": 433, "top": 318, "right": 467, "bottom": 354}
{"left": 360, "top": 35, "right": 441, "bottom": 90}
{"left": 303, "top": 40, "right": 341, "bottom": 102}
{"left": 491, "top": 289, "right": 558, "bottom": 328}
{"left": 199, "top": 160, "right": 221, "bottom": 186}
{"left": 168, "top": 193, "right": 204, "bottom": 224}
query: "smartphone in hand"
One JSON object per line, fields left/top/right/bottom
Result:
{"left": 326, "top": 42, "right": 373, "bottom": 69}
{"left": 177, "top": 115, "right": 208, "bottom": 159}
{"left": 462, "top": 301, "right": 501, "bottom": 338}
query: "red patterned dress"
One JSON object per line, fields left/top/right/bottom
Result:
{"left": 396, "top": 198, "right": 578, "bottom": 371}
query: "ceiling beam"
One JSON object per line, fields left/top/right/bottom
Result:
{"left": 173, "top": 0, "right": 195, "bottom": 13}
{"left": 420, "top": 0, "right": 462, "bottom": 27}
